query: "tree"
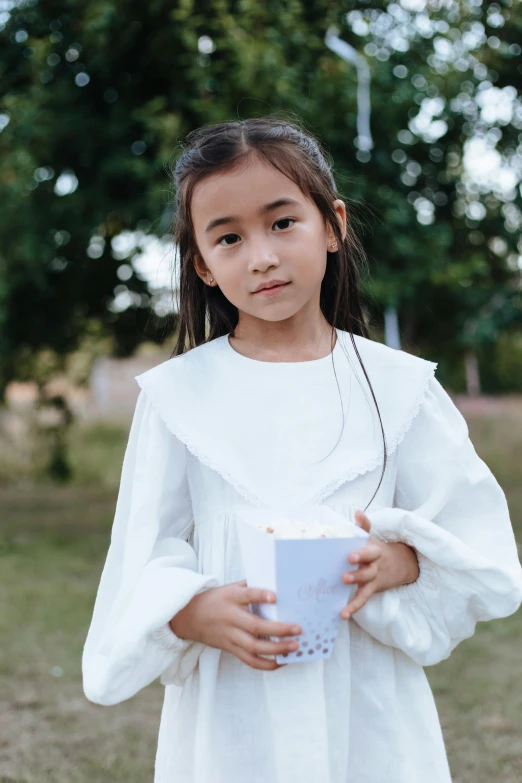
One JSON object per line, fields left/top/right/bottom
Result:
{"left": 1, "top": 0, "right": 521, "bottom": 402}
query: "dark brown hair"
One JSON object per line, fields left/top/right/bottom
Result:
{"left": 169, "top": 116, "right": 387, "bottom": 511}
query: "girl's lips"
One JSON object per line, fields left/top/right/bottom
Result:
{"left": 255, "top": 282, "right": 291, "bottom": 296}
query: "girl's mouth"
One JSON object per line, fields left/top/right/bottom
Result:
{"left": 255, "top": 282, "right": 291, "bottom": 296}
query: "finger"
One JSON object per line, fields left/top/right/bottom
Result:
{"left": 342, "top": 563, "right": 378, "bottom": 585}
{"left": 233, "top": 629, "right": 300, "bottom": 657}
{"left": 340, "top": 583, "right": 375, "bottom": 619}
{"left": 240, "top": 612, "right": 302, "bottom": 639}
{"left": 347, "top": 544, "right": 382, "bottom": 566}
{"left": 229, "top": 642, "right": 285, "bottom": 671}
{"left": 233, "top": 585, "right": 277, "bottom": 605}
{"left": 354, "top": 510, "right": 371, "bottom": 532}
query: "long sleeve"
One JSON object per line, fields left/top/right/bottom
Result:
{"left": 352, "top": 376, "right": 522, "bottom": 666}
{"left": 82, "top": 390, "right": 220, "bottom": 706}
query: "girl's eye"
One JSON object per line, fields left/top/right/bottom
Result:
{"left": 217, "top": 218, "right": 295, "bottom": 246}
{"left": 273, "top": 217, "right": 295, "bottom": 231}
{"left": 218, "top": 234, "right": 240, "bottom": 247}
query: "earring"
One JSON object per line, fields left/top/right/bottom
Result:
{"left": 208, "top": 277, "right": 214, "bottom": 283}
{"left": 331, "top": 243, "right": 337, "bottom": 250}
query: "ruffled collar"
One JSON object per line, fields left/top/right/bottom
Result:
{"left": 135, "top": 328, "right": 437, "bottom": 510}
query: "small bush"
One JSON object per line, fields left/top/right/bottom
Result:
{"left": 494, "top": 332, "right": 522, "bottom": 393}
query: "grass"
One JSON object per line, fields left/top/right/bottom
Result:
{"left": 425, "top": 406, "right": 522, "bottom": 783}
{"left": 1, "top": 403, "right": 522, "bottom": 782}
{"left": 0, "top": 486, "right": 163, "bottom": 783}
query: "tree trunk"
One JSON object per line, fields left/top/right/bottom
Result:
{"left": 465, "top": 348, "right": 481, "bottom": 396}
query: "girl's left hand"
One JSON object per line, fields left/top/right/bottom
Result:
{"left": 340, "top": 510, "right": 420, "bottom": 620}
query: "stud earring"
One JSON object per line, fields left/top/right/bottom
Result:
{"left": 208, "top": 277, "right": 214, "bottom": 283}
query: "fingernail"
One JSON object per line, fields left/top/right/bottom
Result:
{"left": 266, "top": 593, "right": 275, "bottom": 602}
{"left": 291, "top": 625, "right": 301, "bottom": 634}
{"left": 352, "top": 554, "right": 359, "bottom": 562}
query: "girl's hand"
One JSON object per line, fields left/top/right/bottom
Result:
{"left": 169, "top": 581, "right": 302, "bottom": 671}
{"left": 340, "top": 510, "right": 420, "bottom": 620}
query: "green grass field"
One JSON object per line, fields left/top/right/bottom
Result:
{"left": 1, "top": 404, "right": 522, "bottom": 782}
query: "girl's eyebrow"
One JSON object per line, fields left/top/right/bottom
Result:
{"left": 204, "top": 197, "right": 302, "bottom": 234}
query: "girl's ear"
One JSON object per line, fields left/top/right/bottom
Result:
{"left": 326, "top": 200, "right": 347, "bottom": 248}
{"left": 192, "top": 252, "right": 212, "bottom": 284}
{"left": 333, "top": 199, "right": 347, "bottom": 240}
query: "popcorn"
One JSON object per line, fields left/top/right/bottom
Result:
{"left": 254, "top": 515, "right": 362, "bottom": 540}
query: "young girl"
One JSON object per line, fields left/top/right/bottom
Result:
{"left": 82, "top": 117, "right": 522, "bottom": 783}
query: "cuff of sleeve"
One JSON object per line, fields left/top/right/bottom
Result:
{"left": 150, "top": 622, "right": 192, "bottom": 653}
{"left": 365, "top": 508, "right": 441, "bottom": 616}
{"left": 395, "top": 551, "right": 440, "bottom": 602}
{"left": 149, "top": 578, "right": 221, "bottom": 688}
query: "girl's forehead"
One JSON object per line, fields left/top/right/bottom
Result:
{"left": 190, "top": 158, "right": 311, "bottom": 230}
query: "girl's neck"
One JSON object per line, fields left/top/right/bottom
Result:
{"left": 228, "top": 323, "right": 337, "bottom": 363}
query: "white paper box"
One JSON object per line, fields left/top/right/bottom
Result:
{"left": 235, "top": 506, "right": 369, "bottom": 664}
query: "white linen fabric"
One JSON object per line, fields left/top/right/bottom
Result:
{"left": 82, "top": 327, "right": 522, "bottom": 783}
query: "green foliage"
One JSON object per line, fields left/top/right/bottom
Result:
{"left": 0, "top": 0, "right": 521, "bottom": 395}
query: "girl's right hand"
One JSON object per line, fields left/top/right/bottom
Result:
{"left": 168, "top": 579, "right": 302, "bottom": 671}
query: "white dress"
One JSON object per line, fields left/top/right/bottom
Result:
{"left": 82, "top": 327, "right": 522, "bottom": 783}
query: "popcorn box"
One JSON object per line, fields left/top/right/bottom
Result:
{"left": 235, "top": 505, "right": 369, "bottom": 664}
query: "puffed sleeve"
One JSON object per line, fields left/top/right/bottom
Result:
{"left": 82, "top": 390, "right": 220, "bottom": 706}
{"left": 351, "top": 375, "right": 522, "bottom": 666}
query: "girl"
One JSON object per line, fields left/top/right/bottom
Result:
{"left": 82, "top": 117, "right": 522, "bottom": 783}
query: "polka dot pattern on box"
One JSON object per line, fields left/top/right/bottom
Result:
{"left": 277, "top": 611, "right": 343, "bottom": 663}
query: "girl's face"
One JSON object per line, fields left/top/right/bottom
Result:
{"left": 190, "top": 155, "right": 346, "bottom": 330}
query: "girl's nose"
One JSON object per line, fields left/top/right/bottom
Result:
{"left": 248, "top": 249, "right": 280, "bottom": 273}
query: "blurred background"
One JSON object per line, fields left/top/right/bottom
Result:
{"left": 1, "top": 1, "right": 522, "bottom": 781}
